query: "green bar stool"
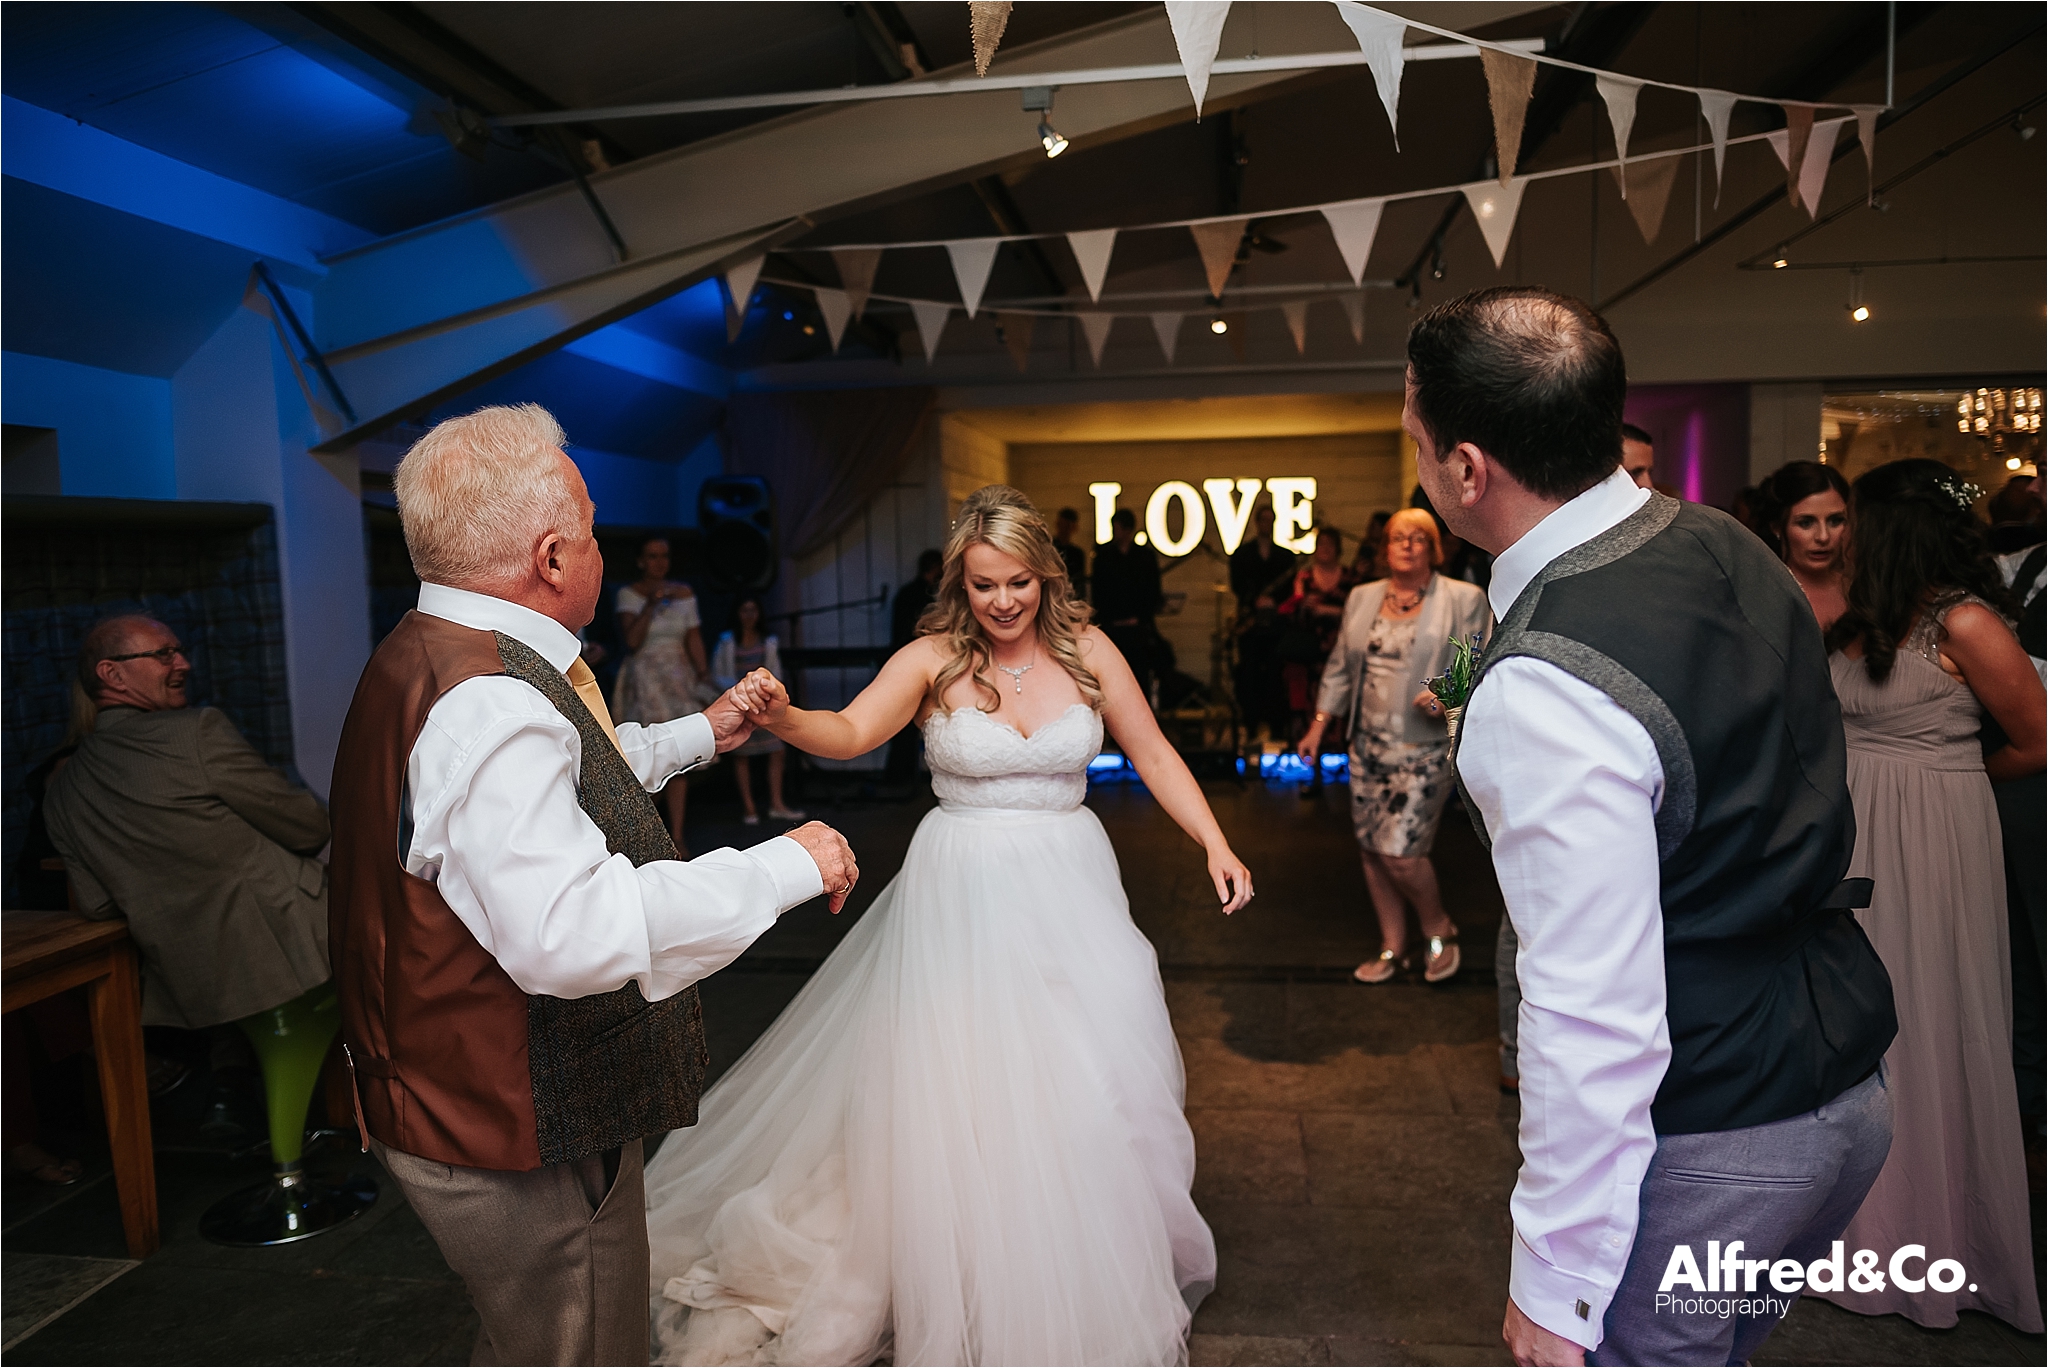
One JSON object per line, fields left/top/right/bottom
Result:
{"left": 199, "top": 982, "right": 377, "bottom": 1246}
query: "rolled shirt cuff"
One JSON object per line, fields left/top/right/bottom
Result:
{"left": 1510, "top": 1229, "right": 1614, "bottom": 1353}
{"left": 751, "top": 834, "right": 826, "bottom": 911}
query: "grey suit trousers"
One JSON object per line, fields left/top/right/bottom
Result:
{"left": 372, "top": 1139, "right": 649, "bottom": 1366}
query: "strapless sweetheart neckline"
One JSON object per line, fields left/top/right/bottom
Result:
{"left": 927, "top": 700, "right": 1095, "bottom": 742}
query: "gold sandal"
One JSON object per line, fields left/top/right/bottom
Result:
{"left": 1423, "top": 931, "right": 1461, "bottom": 984}
{"left": 1353, "top": 949, "right": 1407, "bottom": 984}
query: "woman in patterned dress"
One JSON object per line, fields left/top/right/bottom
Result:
{"left": 1297, "top": 509, "right": 1492, "bottom": 983}
{"left": 614, "top": 536, "right": 714, "bottom": 854}
{"left": 708, "top": 595, "right": 805, "bottom": 827}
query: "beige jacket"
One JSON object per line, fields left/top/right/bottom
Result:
{"left": 45, "top": 706, "right": 331, "bottom": 1028}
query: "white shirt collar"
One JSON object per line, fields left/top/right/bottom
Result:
{"left": 1486, "top": 466, "right": 1652, "bottom": 620}
{"left": 415, "top": 582, "right": 583, "bottom": 673}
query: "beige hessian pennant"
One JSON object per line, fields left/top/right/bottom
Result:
{"left": 1078, "top": 313, "right": 1114, "bottom": 367}
{"left": 814, "top": 287, "right": 852, "bottom": 351}
{"left": 1333, "top": 3, "right": 1407, "bottom": 148}
{"left": 946, "top": 238, "right": 1001, "bottom": 318}
{"left": 1281, "top": 299, "right": 1309, "bottom": 354}
{"left": 969, "top": 1, "right": 1011, "bottom": 77}
{"left": 1151, "top": 312, "right": 1184, "bottom": 363}
{"left": 998, "top": 312, "right": 1035, "bottom": 372}
{"left": 1480, "top": 48, "right": 1537, "bottom": 185}
{"left": 1596, "top": 75, "right": 1641, "bottom": 197}
{"left": 1164, "top": 1, "right": 1232, "bottom": 117}
{"left": 1855, "top": 105, "right": 1880, "bottom": 204}
{"left": 1697, "top": 91, "right": 1736, "bottom": 205}
{"left": 910, "top": 300, "right": 950, "bottom": 363}
{"left": 722, "top": 256, "right": 764, "bottom": 343}
{"left": 1608, "top": 153, "right": 1681, "bottom": 245}
{"left": 1067, "top": 229, "right": 1117, "bottom": 302}
{"left": 1189, "top": 218, "right": 1247, "bottom": 298}
{"left": 1320, "top": 199, "right": 1385, "bottom": 285}
{"left": 1782, "top": 106, "right": 1815, "bottom": 208}
{"left": 1461, "top": 177, "right": 1528, "bottom": 269}
{"left": 1341, "top": 291, "right": 1365, "bottom": 344}
{"left": 830, "top": 248, "right": 883, "bottom": 319}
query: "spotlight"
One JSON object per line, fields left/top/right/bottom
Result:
{"left": 1846, "top": 267, "right": 1870, "bottom": 323}
{"left": 1851, "top": 305, "right": 1870, "bottom": 322}
{"left": 1038, "top": 121, "right": 1069, "bottom": 157}
{"left": 1772, "top": 253, "right": 1789, "bottom": 269}
{"left": 1209, "top": 317, "right": 1229, "bottom": 334}
{"left": 2008, "top": 456, "right": 2024, "bottom": 471}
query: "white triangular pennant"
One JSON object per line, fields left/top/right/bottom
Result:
{"left": 1341, "top": 291, "right": 1364, "bottom": 344}
{"left": 1079, "top": 313, "right": 1114, "bottom": 367}
{"left": 1281, "top": 299, "right": 1308, "bottom": 354}
{"left": 830, "top": 247, "right": 883, "bottom": 319}
{"left": 1795, "top": 117, "right": 1846, "bottom": 218}
{"left": 814, "top": 287, "right": 852, "bottom": 351}
{"left": 1320, "top": 199, "right": 1384, "bottom": 285}
{"left": 1332, "top": 3, "right": 1406, "bottom": 148}
{"left": 946, "top": 238, "right": 1002, "bottom": 318}
{"left": 1150, "top": 311, "right": 1183, "bottom": 363}
{"left": 1698, "top": 91, "right": 1735, "bottom": 205}
{"left": 1189, "top": 218, "right": 1247, "bottom": 299}
{"left": 910, "top": 300, "right": 950, "bottom": 363}
{"left": 1596, "top": 75, "right": 1641, "bottom": 197}
{"left": 1855, "top": 105, "right": 1881, "bottom": 205}
{"left": 723, "top": 256, "right": 764, "bottom": 342}
{"left": 1164, "top": 1, "right": 1231, "bottom": 117}
{"left": 1461, "top": 178, "right": 1528, "bottom": 269}
{"left": 1067, "top": 229, "right": 1116, "bottom": 302}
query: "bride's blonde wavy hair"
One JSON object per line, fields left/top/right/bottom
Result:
{"left": 918, "top": 485, "right": 1104, "bottom": 715}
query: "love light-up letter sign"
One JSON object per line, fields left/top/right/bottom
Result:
{"left": 1087, "top": 478, "right": 1317, "bottom": 556}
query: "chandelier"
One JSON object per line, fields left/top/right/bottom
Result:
{"left": 1957, "top": 387, "right": 2043, "bottom": 437}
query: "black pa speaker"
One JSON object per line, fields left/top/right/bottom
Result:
{"left": 698, "top": 476, "right": 775, "bottom": 592}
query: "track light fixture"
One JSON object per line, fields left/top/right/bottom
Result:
{"left": 1209, "top": 317, "right": 1229, "bottom": 334}
{"left": 1038, "top": 121, "right": 1069, "bottom": 158}
{"left": 1024, "top": 86, "right": 1068, "bottom": 159}
{"left": 1847, "top": 266, "right": 1870, "bottom": 323}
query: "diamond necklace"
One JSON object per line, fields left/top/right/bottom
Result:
{"left": 994, "top": 654, "right": 1037, "bottom": 694}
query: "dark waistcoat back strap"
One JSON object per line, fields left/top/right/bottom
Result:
{"left": 1454, "top": 496, "right": 1896, "bottom": 1135}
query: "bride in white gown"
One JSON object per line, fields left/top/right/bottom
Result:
{"left": 644, "top": 485, "right": 1254, "bottom": 1367}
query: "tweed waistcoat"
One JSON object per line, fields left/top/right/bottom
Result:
{"left": 1455, "top": 496, "right": 1895, "bottom": 1135}
{"left": 330, "top": 611, "right": 708, "bottom": 1171}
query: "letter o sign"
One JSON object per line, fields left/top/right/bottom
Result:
{"left": 1146, "top": 480, "right": 1207, "bottom": 558}
{"left": 1926, "top": 1259, "right": 1967, "bottom": 1293}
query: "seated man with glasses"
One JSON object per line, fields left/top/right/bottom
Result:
{"left": 44, "top": 615, "right": 333, "bottom": 1130}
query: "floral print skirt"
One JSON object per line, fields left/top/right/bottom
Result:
{"left": 1348, "top": 735, "right": 1454, "bottom": 859}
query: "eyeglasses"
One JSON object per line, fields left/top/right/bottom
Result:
{"left": 1385, "top": 534, "right": 1435, "bottom": 549}
{"left": 104, "top": 645, "right": 185, "bottom": 665}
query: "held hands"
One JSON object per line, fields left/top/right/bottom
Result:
{"left": 783, "top": 822, "right": 860, "bottom": 914}
{"left": 1207, "top": 844, "right": 1254, "bottom": 915}
{"left": 730, "top": 668, "right": 791, "bottom": 728}
{"left": 702, "top": 689, "right": 759, "bottom": 754}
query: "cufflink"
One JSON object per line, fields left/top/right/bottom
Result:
{"left": 1575, "top": 1299, "right": 1591, "bottom": 1320}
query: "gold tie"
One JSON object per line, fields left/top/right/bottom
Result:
{"left": 566, "top": 656, "right": 627, "bottom": 760}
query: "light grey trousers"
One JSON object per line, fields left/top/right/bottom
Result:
{"left": 371, "top": 1138, "right": 650, "bottom": 1366}
{"left": 1588, "top": 1066, "right": 1893, "bottom": 1366}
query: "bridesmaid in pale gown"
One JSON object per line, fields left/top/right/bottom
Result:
{"left": 1820, "top": 459, "right": 2045, "bottom": 1332}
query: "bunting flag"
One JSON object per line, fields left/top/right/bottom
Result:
{"left": 1767, "top": 116, "right": 1848, "bottom": 219}
{"left": 1781, "top": 106, "right": 1815, "bottom": 208}
{"left": 1189, "top": 218, "right": 1247, "bottom": 298}
{"left": 946, "top": 238, "right": 1001, "bottom": 317}
{"left": 1151, "top": 311, "right": 1183, "bottom": 363}
{"left": 1067, "top": 229, "right": 1117, "bottom": 302}
{"left": 1079, "top": 312, "right": 1114, "bottom": 367}
{"left": 831, "top": 248, "right": 882, "bottom": 319}
{"left": 1855, "top": 105, "right": 1880, "bottom": 204}
{"left": 1164, "top": 0, "right": 1232, "bottom": 117}
{"left": 969, "top": 1, "right": 1011, "bottom": 78}
{"left": 1333, "top": 3, "right": 1408, "bottom": 147}
{"left": 1281, "top": 299, "right": 1309, "bottom": 353}
{"left": 998, "top": 312, "right": 1034, "bottom": 372}
{"left": 1320, "top": 199, "right": 1385, "bottom": 285}
{"left": 1596, "top": 75, "right": 1641, "bottom": 197}
{"left": 1480, "top": 48, "right": 1537, "bottom": 185}
{"left": 814, "top": 287, "right": 852, "bottom": 351}
{"left": 1462, "top": 177, "right": 1528, "bottom": 268}
{"left": 723, "top": 255, "right": 765, "bottom": 342}
{"left": 1697, "top": 91, "right": 1736, "bottom": 205}
{"left": 1610, "top": 153, "right": 1681, "bottom": 244}
{"left": 911, "top": 299, "right": 950, "bottom": 363}
{"left": 1341, "top": 290, "right": 1365, "bottom": 344}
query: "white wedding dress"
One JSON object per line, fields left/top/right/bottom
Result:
{"left": 645, "top": 702, "right": 1216, "bottom": 1366}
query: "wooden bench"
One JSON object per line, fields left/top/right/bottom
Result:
{"left": 2, "top": 910, "right": 157, "bottom": 1257}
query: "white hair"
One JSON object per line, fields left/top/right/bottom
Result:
{"left": 393, "top": 404, "right": 588, "bottom": 590}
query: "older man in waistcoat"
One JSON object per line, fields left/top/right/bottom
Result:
{"left": 329, "top": 404, "right": 858, "bottom": 1366}
{"left": 1411, "top": 290, "right": 1897, "bottom": 1367}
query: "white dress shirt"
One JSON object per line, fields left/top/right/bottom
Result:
{"left": 1457, "top": 468, "right": 1668, "bottom": 1353}
{"left": 407, "top": 583, "right": 823, "bottom": 1002}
